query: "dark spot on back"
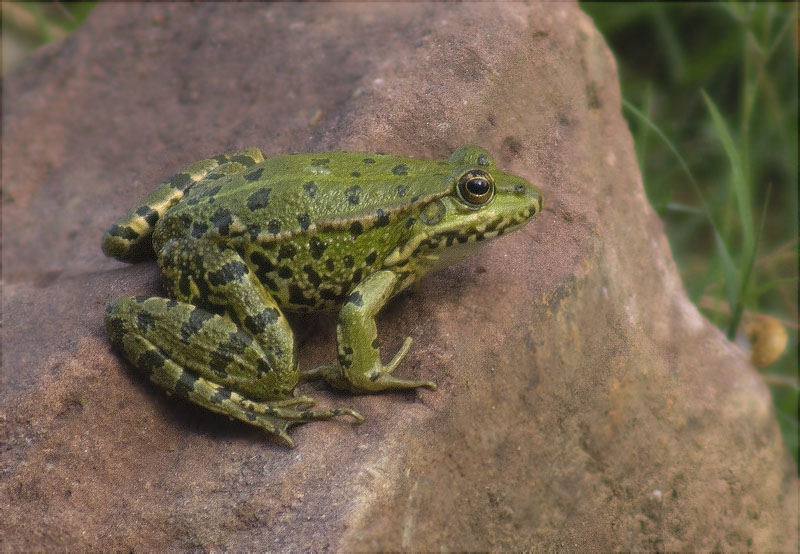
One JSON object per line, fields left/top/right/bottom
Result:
{"left": 168, "top": 173, "right": 193, "bottom": 191}
{"left": 346, "top": 185, "right": 361, "bottom": 206}
{"left": 244, "top": 168, "right": 264, "bottom": 181}
{"left": 278, "top": 244, "right": 297, "bottom": 260}
{"left": 365, "top": 251, "right": 377, "bottom": 265}
{"left": 250, "top": 251, "right": 275, "bottom": 275}
{"left": 374, "top": 209, "right": 390, "bottom": 228}
{"left": 392, "top": 164, "right": 409, "bottom": 176}
{"left": 349, "top": 221, "right": 363, "bottom": 238}
{"left": 309, "top": 237, "right": 328, "bottom": 259}
{"left": 246, "top": 188, "right": 272, "bottom": 211}
{"left": 246, "top": 224, "right": 261, "bottom": 241}
{"left": 396, "top": 185, "right": 407, "bottom": 198}
{"left": 263, "top": 276, "right": 279, "bottom": 291}
{"left": 210, "top": 208, "right": 233, "bottom": 234}
{"left": 363, "top": 158, "right": 375, "bottom": 164}
{"left": 297, "top": 213, "right": 311, "bottom": 230}
{"left": 303, "top": 264, "right": 322, "bottom": 287}
{"left": 350, "top": 171, "right": 361, "bottom": 178}
{"left": 343, "top": 255, "right": 354, "bottom": 268}
{"left": 191, "top": 222, "right": 209, "bottom": 238}
{"left": 303, "top": 181, "right": 317, "bottom": 197}
{"left": 268, "top": 219, "right": 281, "bottom": 235}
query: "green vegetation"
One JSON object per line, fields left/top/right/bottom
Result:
{"left": 1, "top": 2, "right": 95, "bottom": 74}
{"left": 582, "top": 2, "right": 798, "bottom": 465}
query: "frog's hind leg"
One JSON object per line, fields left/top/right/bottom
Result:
{"left": 102, "top": 147, "right": 265, "bottom": 262}
{"left": 105, "top": 295, "right": 362, "bottom": 447}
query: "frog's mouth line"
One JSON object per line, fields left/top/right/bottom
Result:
{"left": 384, "top": 207, "right": 535, "bottom": 267}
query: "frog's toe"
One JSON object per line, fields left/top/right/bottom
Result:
{"left": 237, "top": 400, "right": 363, "bottom": 447}
{"left": 385, "top": 337, "right": 413, "bottom": 374}
{"left": 299, "top": 364, "right": 335, "bottom": 382}
{"left": 272, "top": 395, "right": 317, "bottom": 408}
{"left": 369, "top": 373, "right": 438, "bottom": 392}
{"left": 274, "top": 428, "right": 296, "bottom": 449}
{"left": 335, "top": 407, "right": 365, "bottom": 424}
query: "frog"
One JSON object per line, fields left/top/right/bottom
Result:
{"left": 102, "top": 145, "right": 543, "bottom": 447}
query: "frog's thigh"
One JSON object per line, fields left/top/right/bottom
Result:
{"left": 106, "top": 296, "right": 358, "bottom": 447}
{"left": 105, "top": 296, "right": 290, "bottom": 439}
{"left": 106, "top": 295, "right": 279, "bottom": 388}
{"left": 333, "top": 270, "right": 437, "bottom": 392}
{"left": 160, "top": 239, "right": 297, "bottom": 377}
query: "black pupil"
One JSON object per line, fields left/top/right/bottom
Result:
{"left": 467, "top": 178, "right": 490, "bottom": 196}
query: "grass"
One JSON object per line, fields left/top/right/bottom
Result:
{"left": 1, "top": 2, "right": 95, "bottom": 74}
{"left": 582, "top": 2, "right": 798, "bottom": 467}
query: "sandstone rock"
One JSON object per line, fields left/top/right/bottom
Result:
{"left": 2, "top": 3, "right": 796, "bottom": 550}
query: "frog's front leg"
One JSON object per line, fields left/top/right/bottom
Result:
{"left": 304, "top": 270, "right": 437, "bottom": 393}
{"left": 105, "top": 240, "right": 362, "bottom": 447}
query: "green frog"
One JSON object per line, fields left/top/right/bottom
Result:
{"left": 102, "top": 145, "right": 542, "bottom": 447}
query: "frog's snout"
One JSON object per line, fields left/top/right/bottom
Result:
{"left": 530, "top": 189, "right": 543, "bottom": 216}
{"left": 515, "top": 184, "right": 542, "bottom": 217}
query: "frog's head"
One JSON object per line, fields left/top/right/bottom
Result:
{"left": 390, "top": 146, "right": 543, "bottom": 272}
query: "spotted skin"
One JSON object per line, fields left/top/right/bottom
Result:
{"left": 102, "top": 147, "right": 265, "bottom": 261}
{"left": 103, "top": 145, "right": 543, "bottom": 446}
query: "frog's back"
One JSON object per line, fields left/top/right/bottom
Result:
{"left": 159, "top": 152, "right": 453, "bottom": 247}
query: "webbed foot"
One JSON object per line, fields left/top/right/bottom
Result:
{"left": 302, "top": 337, "right": 437, "bottom": 393}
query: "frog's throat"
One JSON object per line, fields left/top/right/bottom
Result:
{"left": 384, "top": 209, "right": 530, "bottom": 267}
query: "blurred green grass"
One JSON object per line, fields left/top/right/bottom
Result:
{"left": 4, "top": 2, "right": 798, "bottom": 466}
{"left": 582, "top": 2, "right": 798, "bottom": 467}
{"left": 1, "top": 2, "right": 95, "bottom": 74}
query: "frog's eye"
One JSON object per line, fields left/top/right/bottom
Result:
{"left": 457, "top": 169, "right": 495, "bottom": 207}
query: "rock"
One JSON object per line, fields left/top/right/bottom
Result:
{"left": 1, "top": 3, "right": 796, "bottom": 551}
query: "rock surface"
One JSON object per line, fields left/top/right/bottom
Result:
{"left": 1, "top": 3, "right": 796, "bottom": 550}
